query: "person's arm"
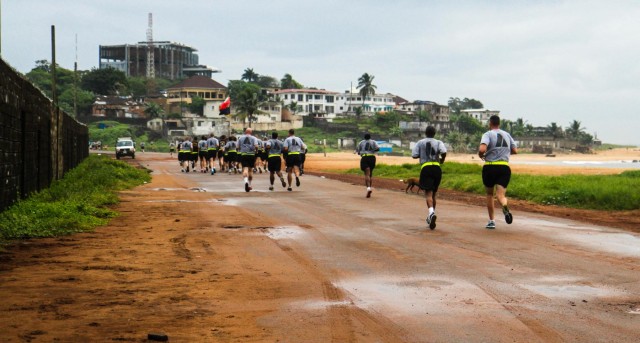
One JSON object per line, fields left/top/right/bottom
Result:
{"left": 411, "top": 142, "right": 420, "bottom": 159}
{"left": 478, "top": 144, "right": 487, "bottom": 160}
{"left": 373, "top": 141, "right": 380, "bottom": 152}
{"left": 439, "top": 152, "right": 447, "bottom": 164}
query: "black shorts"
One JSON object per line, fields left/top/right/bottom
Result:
{"left": 419, "top": 165, "right": 442, "bottom": 192}
{"left": 199, "top": 151, "right": 207, "bottom": 159}
{"left": 259, "top": 151, "right": 268, "bottom": 161}
{"left": 240, "top": 154, "right": 256, "bottom": 168}
{"left": 226, "top": 151, "right": 237, "bottom": 163}
{"left": 360, "top": 156, "right": 376, "bottom": 172}
{"left": 217, "top": 150, "right": 225, "bottom": 159}
{"left": 190, "top": 152, "right": 199, "bottom": 161}
{"left": 482, "top": 165, "right": 511, "bottom": 188}
{"left": 286, "top": 153, "right": 302, "bottom": 169}
{"left": 268, "top": 155, "right": 282, "bottom": 172}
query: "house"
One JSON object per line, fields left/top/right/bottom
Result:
{"left": 397, "top": 100, "right": 451, "bottom": 122}
{"left": 334, "top": 89, "right": 395, "bottom": 115}
{"left": 274, "top": 89, "right": 340, "bottom": 119}
{"left": 460, "top": 108, "right": 500, "bottom": 125}
{"left": 91, "top": 96, "right": 146, "bottom": 118}
{"left": 165, "top": 75, "right": 228, "bottom": 115}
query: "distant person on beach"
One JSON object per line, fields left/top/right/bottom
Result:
{"left": 478, "top": 115, "right": 518, "bottom": 229}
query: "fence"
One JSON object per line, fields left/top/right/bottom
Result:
{"left": 0, "top": 58, "right": 89, "bottom": 211}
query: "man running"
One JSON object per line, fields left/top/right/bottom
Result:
{"left": 178, "top": 137, "right": 193, "bottom": 173}
{"left": 206, "top": 134, "right": 219, "bottom": 175}
{"left": 197, "top": 135, "right": 208, "bottom": 173}
{"left": 265, "top": 132, "right": 287, "bottom": 191}
{"left": 224, "top": 136, "right": 238, "bottom": 174}
{"left": 169, "top": 141, "right": 176, "bottom": 157}
{"left": 355, "top": 133, "right": 380, "bottom": 198}
{"left": 283, "top": 129, "right": 307, "bottom": 192}
{"left": 238, "top": 128, "right": 260, "bottom": 192}
{"left": 412, "top": 126, "right": 447, "bottom": 230}
{"left": 478, "top": 115, "right": 518, "bottom": 229}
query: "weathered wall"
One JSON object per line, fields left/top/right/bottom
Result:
{"left": 0, "top": 58, "right": 88, "bottom": 211}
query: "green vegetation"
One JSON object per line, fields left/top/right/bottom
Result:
{"left": 342, "top": 163, "right": 640, "bottom": 211}
{"left": 88, "top": 121, "right": 170, "bottom": 152}
{"left": 0, "top": 155, "right": 151, "bottom": 241}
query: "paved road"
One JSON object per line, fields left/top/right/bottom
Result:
{"left": 148, "top": 153, "right": 640, "bottom": 342}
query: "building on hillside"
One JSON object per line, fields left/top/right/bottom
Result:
{"left": 274, "top": 89, "right": 340, "bottom": 119}
{"left": 334, "top": 90, "right": 395, "bottom": 115}
{"left": 91, "top": 96, "right": 146, "bottom": 118}
{"left": 397, "top": 100, "right": 451, "bottom": 122}
{"left": 165, "top": 75, "right": 228, "bottom": 115}
{"left": 99, "top": 41, "right": 220, "bottom": 79}
{"left": 460, "top": 108, "right": 500, "bottom": 125}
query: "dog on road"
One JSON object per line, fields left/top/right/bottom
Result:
{"left": 403, "top": 177, "right": 423, "bottom": 194}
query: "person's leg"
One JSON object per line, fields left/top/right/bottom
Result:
{"left": 486, "top": 186, "right": 495, "bottom": 221}
{"left": 364, "top": 168, "right": 371, "bottom": 188}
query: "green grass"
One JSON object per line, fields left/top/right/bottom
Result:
{"left": 0, "top": 155, "right": 151, "bottom": 241}
{"left": 343, "top": 162, "right": 640, "bottom": 211}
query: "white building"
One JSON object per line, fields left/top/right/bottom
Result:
{"left": 460, "top": 109, "right": 500, "bottom": 125}
{"left": 274, "top": 89, "right": 339, "bottom": 119}
{"left": 333, "top": 90, "right": 395, "bottom": 115}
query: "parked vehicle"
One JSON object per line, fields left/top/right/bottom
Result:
{"left": 115, "top": 137, "right": 136, "bottom": 159}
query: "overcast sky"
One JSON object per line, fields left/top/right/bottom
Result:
{"left": 2, "top": 0, "right": 639, "bottom": 145}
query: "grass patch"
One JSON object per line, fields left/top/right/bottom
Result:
{"left": 343, "top": 163, "right": 640, "bottom": 211}
{"left": 0, "top": 155, "right": 151, "bottom": 241}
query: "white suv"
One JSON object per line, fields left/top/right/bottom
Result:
{"left": 115, "top": 137, "right": 136, "bottom": 159}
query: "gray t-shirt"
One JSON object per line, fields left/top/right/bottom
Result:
{"left": 356, "top": 139, "right": 379, "bottom": 155}
{"left": 180, "top": 141, "right": 192, "bottom": 151}
{"left": 206, "top": 137, "right": 219, "bottom": 150}
{"left": 480, "top": 129, "right": 517, "bottom": 162}
{"left": 224, "top": 141, "right": 237, "bottom": 152}
{"left": 283, "top": 136, "right": 306, "bottom": 153}
{"left": 412, "top": 138, "right": 447, "bottom": 164}
{"left": 238, "top": 135, "right": 259, "bottom": 154}
{"left": 198, "top": 139, "right": 208, "bottom": 150}
{"left": 266, "top": 139, "right": 284, "bottom": 155}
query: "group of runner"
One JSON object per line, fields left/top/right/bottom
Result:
{"left": 355, "top": 114, "right": 517, "bottom": 231}
{"left": 175, "top": 128, "right": 307, "bottom": 193}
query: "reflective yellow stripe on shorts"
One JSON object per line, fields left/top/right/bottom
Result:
{"left": 361, "top": 154, "right": 375, "bottom": 157}
{"left": 269, "top": 154, "right": 281, "bottom": 158}
{"left": 485, "top": 161, "right": 509, "bottom": 166}
{"left": 421, "top": 161, "right": 440, "bottom": 169}
{"left": 288, "top": 152, "right": 300, "bottom": 155}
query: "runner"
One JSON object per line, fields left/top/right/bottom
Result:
{"left": 190, "top": 136, "right": 199, "bottom": 172}
{"left": 265, "top": 132, "right": 287, "bottom": 191}
{"left": 224, "top": 136, "right": 238, "bottom": 174}
{"left": 140, "top": 142, "right": 145, "bottom": 153}
{"left": 169, "top": 141, "right": 176, "bottom": 157}
{"left": 197, "top": 135, "right": 208, "bottom": 173}
{"left": 283, "top": 129, "right": 307, "bottom": 192}
{"left": 355, "top": 133, "right": 380, "bottom": 198}
{"left": 254, "top": 138, "right": 265, "bottom": 174}
{"left": 238, "top": 128, "right": 260, "bottom": 192}
{"left": 478, "top": 115, "right": 518, "bottom": 229}
{"left": 206, "top": 134, "right": 220, "bottom": 175}
{"left": 178, "top": 137, "right": 193, "bottom": 173}
{"left": 217, "top": 135, "right": 227, "bottom": 172}
{"left": 259, "top": 137, "right": 269, "bottom": 173}
{"left": 412, "top": 126, "right": 447, "bottom": 230}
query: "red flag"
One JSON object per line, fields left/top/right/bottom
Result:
{"left": 219, "top": 97, "right": 231, "bottom": 115}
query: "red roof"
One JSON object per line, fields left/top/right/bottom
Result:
{"left": 274, "top": 88, "right": 339, "bottom": 95}
{"left": 168, "top": 75, "right": 226, "bottom": 90}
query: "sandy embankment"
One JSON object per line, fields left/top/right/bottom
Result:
{"left": 305, "top": 148, "right": 640, "bottom": 176}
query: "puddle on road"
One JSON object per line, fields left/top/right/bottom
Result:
{"left": 290, "top": 299, "right": 353, "bottom": 311}
{"left": 264, "top": 226, "right": 309, "bottom": 240}
{"left": 522, "top": 284, "right": 619, "bottom": 299}
{"left": 628, "top": 308, "right": 640, "bottom": 314}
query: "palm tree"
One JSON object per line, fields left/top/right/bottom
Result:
{"left": 357, "top": 73, "right": 377, "bottom": 113}
{"left": 280, "top": 73, "right": 302, "bottom": 89}
{"left": 546, "top": 122, "right": 564, "bottom": 140}
{"left": 144, "top": 102, "right": 164, "bottom": 119}
{"left": 288, "top": 101, "right": 299, "bottom": 115}
{"left": 235, "top": 89, "right": 266, "bottom": 127}
{"left": 566, "top": 119, "right": 584, "bottom": 139}
{"left": 241, "top": 68, "right": 259, "bottom": 83}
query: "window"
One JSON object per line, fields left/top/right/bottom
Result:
{"left": 315, "top": 95, "right": 322, "bottom": 100}
{"left": 284, "top": 94, "right": 288, "bottom": 100}
{"left": 298, "top": 94, "right": 303, "bottom": 101}
{"left": 326, "top": 96, "right": 334, "bottom": 103}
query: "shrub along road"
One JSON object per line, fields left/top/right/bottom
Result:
{"left": 0, "top": 152, "right": 638, "bottom": 342}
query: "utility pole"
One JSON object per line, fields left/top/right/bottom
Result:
{"left": 51, "top": 25, "right": 60, "bottom": 180}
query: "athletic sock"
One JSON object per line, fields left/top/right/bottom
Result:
{"left": 244, "top": 177, "right": 248, "bottom": 183}
{"left": 429, "top": 207, "right": 434, "bottom": 215}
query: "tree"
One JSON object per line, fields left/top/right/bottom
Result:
{"left": 357, "top": 73, "right": 377, "bottom": 112}
{"left": 241, "top": 68, "right": 259, "bottom": 83}
{"left": 288, "top": 101, "right": 299, "bottom": 114}
{"left": 235, "top": 88, "right": 266, "bottom": 127}
{"left": 59, "top": 88, "right": 94, "bottom": 116}
{"left": 546, "top": 122, "right": 564, "bottom": 140}
{"left": 452, "top": 114, "right": 485, "bottom": 135}
{"left": 255, "top": 75, "right": 279, "bottom": 88}
{"left": 448, "top": 97, "right": 484, "bottom": 114}
{"left": 566, "top": 119, "right": 584, "bottom": 139}
{"left": 144, "top": 102, "right": 165, "bottom": 119}
{"left": 281, "top": 73, "right": 303, "bottom": 89}
{"left": 188, "top": 96, "right": 206, "bottom": 116}
{"left": 81, "top": 67, "right": 128, "bottom": 95}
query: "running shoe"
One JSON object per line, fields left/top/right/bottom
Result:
{"left": 287, "top": 187, "right": 292, "bottom": 192}
{"left": 269, "top": 186, "right": 274, "bottom": 191}
{"left": 503, "top": 206, "right": 513, "bottom": 224}
{"left": 366, "top": 188, "right": 372, "bottom": 198}
{"left": 211, "top": 168, "right": 216, "bottom": 175}
{"left": 181, "top": 168, "right": 185, "bottom": 173}
{"left": 245, "top": 182, "right": 251, "bottom": 192}
{"left": 485, "top": 220, "right": 496, "bottom": 229}
{"left": 281, "top": 178, "right": 287, "bottom": 188}
{"left": 296, "top": 177, "right": 300, "bottom": 187}
{"left": 186, "top": 167, "right": 189, "bottom": 172}
{"left": 428, "top": 213, "right": 437, "bottom": 230}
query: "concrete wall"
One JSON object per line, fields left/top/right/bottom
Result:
{"left": 0, "top": 58, "right": 88, "bottom": 211}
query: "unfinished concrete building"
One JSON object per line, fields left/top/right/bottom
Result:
{"left": 98, "top": 41, "right": 220, "bottom": 79}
